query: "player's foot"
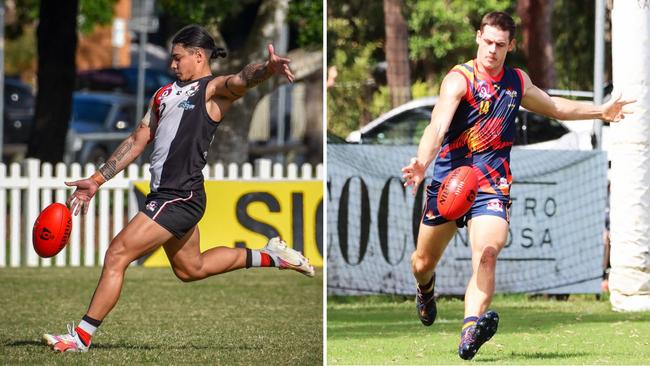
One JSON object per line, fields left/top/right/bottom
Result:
{"left": 415, "top": 274, "right": 437, "bottom": 326}
{"left": 458, "top": 310, "right": 499, "bottom": 360}
{"left": 43, "top": 323, "right": 89, "bottom": 353}
{"left": 263, "top": 237, "right": 315, "bottom": 277}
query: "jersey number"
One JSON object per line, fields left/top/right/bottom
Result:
{"left": 479, "top": 100, "right": 490, "bottom": 115}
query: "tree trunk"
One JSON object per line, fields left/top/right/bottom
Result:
{"left": 517, "top": 0, "right": 556, "bottom": 89}
{"left": 208, "top": 0, "right": 287, "bottom": 164}
{"left": 383, "top": 0, "right": 411, "bottom": 107}
{"left": 27, "top": 0, "right": 78, "bottom": 163}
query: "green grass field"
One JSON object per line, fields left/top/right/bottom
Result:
{"left": 328, "top": 294, "right": 650, "bottom": 365}
{"left": 0, "top": 267, "right": 322, "bottom": 365}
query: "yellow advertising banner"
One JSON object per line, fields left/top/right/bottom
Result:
{"left": 133, "top": 180, "right": 323, "bottom": 267}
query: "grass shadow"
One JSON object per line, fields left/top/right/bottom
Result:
{"left": 4, "top": 339, "right": 257, "bottom": 351}
{"left": 4, "top": 340, "right": 43, "bottom": 347}
{"left": 472, "top": 351, "right": 589, "bottom": 363}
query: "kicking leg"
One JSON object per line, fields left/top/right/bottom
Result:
{"left": 164, "top": 226, "right": 246, "bottom": 281}
{"left": 458, "top": 215, "right": 507, "bottom": 360}
{"left": 164, "top": 229, "right": 314, "bottom": 282}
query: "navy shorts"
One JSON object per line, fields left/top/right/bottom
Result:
{"left": 422, "top": 180, "right": 511, "bottom": 227}
{"left": 141, "top": 189, "right": 206, "bottom": 239}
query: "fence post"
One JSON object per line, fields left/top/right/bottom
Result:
{"left": 69, "top": 163, "right": 82, "bottom": 266}
{"left": 25, "top": 159, "right": 40, "bottom": 267}
{"left": 0, "top": 164, "right": 5, "bottom": 267}
{"left": 40, "top": 162, "right": 53, "bottom": 267}
{"left": 84, "top": 164, "right": 96, "bottom": 266}
{"left": 55, "top": 163, "right": 68, "bottom": 267}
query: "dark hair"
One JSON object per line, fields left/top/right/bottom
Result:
{"left": 172, "top": 24, "right": 227, "bottom": 59}
{"left": 480, "top": 12, "right": 516, "bottom": 40}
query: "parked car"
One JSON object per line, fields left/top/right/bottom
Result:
{"left": 345, "top": 96, "right": 581, "bottom": 149}
{"left": 76, "top": 67, "right": 175, "bottom": 97}
{"left": 3, "top": 78, "right": 35, "bottom": 145}
{"left": 67, "top": 92, "right": 146, "bottom": 165}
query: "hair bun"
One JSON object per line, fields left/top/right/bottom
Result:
{"left": 211, "top": 47, "right": 227, "bottom": 59}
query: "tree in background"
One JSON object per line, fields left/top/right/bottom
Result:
{"left": 384, "top": 0, "right": 411, "bottom": 107}
{"left": 27, "top": 0, "right": 80, "bottom": 164}
{"left": 22, "top": 0, "right": 116, "bottom": 164}
{"left": 517, "top": 0, "right": 556, "bottom": 89}
{"left": 327, "top": 0, "right": 603, "bottom": 138}
{"left": 552, "top": 0, "right": 596, "bottom": 91}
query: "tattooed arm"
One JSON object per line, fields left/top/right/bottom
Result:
{"left": 207, "top": 44, "right": 294, "bottom": 103}
{"left": 64, "top": 100, "right": 157, "bottom": 215}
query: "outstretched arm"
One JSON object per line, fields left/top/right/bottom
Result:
{"left": 65, "top": 101, "right": 156, "bottom": 215}
{"left": 519, "top": 70, "right": 635, "bottom": 122}
{"left": 401, "top": 72, "right": 466, "bottom": 195}
{"left": 207, "top": 44, "right": 294, "bottom": 101}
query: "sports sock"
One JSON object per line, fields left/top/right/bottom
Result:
{"left": 461, "top": 316, "right": 478, "bottom": 335}
{"left": 418, "top": 274, "right": 435, "bottom": 294}
{"left": 245, "top": 248, "right": 278, "bottom": 268}
{"left": 75, "top": 314, "right": 102, "bottom": 347}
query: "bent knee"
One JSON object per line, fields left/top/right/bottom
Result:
{"left": 411, "top": 251, "right": 435, "bottom": 275}
{"left": 172, "top": 267, "right": 205, "bottom": 282}
{"left": 104, "top": 239, "right": 130, "bottom": 270}
{"left": 479, "top": 246, "right": 499, "bottom": 267}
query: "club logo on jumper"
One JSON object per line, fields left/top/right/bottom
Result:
{"left": 39, "top": 227, "right": 53, "bottom": 241}
{"left": 146, "top": 201, "right": 158, "bottom": 212}
{"left": 487, "top": 199, "right": 503, "bottom": 212}
{"left": 506, "top": 88, "right": 518, "bottom": 98}
{"left": 159, "top": 86, "right": 173, "bottom": 101}
{"left": 477, "top": 81, "right": 491, "bottom": 99}
{"left": 178, "top": 100, "right": 195, "bottom": 110}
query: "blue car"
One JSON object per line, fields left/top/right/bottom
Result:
{"left": 67, "top": 92, "right": 147, "bottom": 165}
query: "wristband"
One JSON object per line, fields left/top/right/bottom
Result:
{"left": 91, "top": 171, "right": 107, "bottom": 186}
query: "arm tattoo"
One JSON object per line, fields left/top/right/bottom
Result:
{"left": 99, "top": 160, "right": 118, "bottom": 181}
{"left": 98, "top": 140, "right": 133, "bottom": 181}
{"left": 241, "top": 63, "right": 273, "bottom": 88}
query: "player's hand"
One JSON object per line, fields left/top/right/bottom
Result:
{"left": 601, "top": 279, "right": 609, "bottom": 293}
{"left": 601, "top": 93, "right": 636, "bottom": 122}
{"left": 65, "top": 178, "right": 99, "bottom": 216}
{"left": 401, "top": 157, "right": 427, "bottom": 196}
{"left": 266, "top": 44, "right": 294, "bottom": 83}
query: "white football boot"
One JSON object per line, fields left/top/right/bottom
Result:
{"left": 43, "top": 322, "right": 89, "bottom": 352}
{"left": 263, "top": 237, "right": 315, "bottom": 277}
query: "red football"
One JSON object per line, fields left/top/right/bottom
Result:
{"left": 32, "top": 203, "right": 72, "bottom": 258}
{"left": 437, "top": 166, "right": 479, "bottom": 220}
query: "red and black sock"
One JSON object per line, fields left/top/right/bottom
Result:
{"left": 75, "top": 314, "right": 102, "bottom": 347}
{"left": 245, "top": 248, "right": 277, "bottom": 268}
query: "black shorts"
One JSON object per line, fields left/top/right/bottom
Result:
{"left": 141, "top": 189, "right": 206, "bottom": 239}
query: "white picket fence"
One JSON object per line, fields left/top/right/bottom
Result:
{"left": 0, "top": 158, "right": 323, "bottom": 268}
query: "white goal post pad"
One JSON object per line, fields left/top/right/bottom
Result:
{"left": 610, "top": 0, "right": 650, "bottom": 311}
{"left": 328, "top": 145, "right": 607, "bottom": 295}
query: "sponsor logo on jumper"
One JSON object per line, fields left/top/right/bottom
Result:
{"left": 186, "top": 85, "right": 199, "bottom": 97}
{"left": 178, "top": 100, "right": 195, "bottom": 110}
{"left": 497, "top": 177, "right": 509, "bottom": 189}
{"left": 506, "top": 88, "right": 518, "bottom": 98}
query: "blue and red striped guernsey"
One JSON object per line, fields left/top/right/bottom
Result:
{"left": 432, "top": 59, "right": 524, "bottom": 198}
